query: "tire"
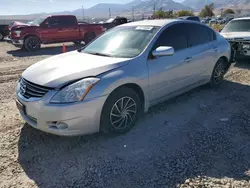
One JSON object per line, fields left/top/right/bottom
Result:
{"left": 0, "top": 32, "right": 4, "bottom": 41}
{"left": 210, "top": 58, "right": 228, "bottom": 87}
{"left": 24, "top": 36, "right": 41, "bottom": 52}
{"left": 100, "top": 87, "right": 142, "bottom": 134}
{"left": 84, "top": 32, "right": 96, "bottom": 45}
{"left": 73, "top": 41, "right": 82, "bottom": 45}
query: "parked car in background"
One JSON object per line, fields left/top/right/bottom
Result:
{"left": 100, "top": 17, "right": 128, "bottom": 31}
{"left": 217, "top": 17, "right": 226, "bottom": 24}
{"left": 209, "top": 18, "right": 218, "bottom": 24}
{"left": 0, "top": 24, "right": 10, "bottom": 40}
{"left": 220, "top": 17, "right": 250, "bottom": 59}
{"left": 178, "top": 16, "right": 201, "bottom": 22}
{"left": 15, "top": 19, "right": 234, "bottom": 136}
{"left": 8, "top": 15, "right": 104, "bottom": 51}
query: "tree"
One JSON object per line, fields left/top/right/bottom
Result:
{"left": 199, "top": 3, "right": 215, "bottom": 17}
{"left": 153, "top": 9, "right": 166, "bottom": 19}
{"left": 176, "top": 10, "right": 194, "bottom": 17}
{"left": 165, "top": 10, "right": 175, "bottom": 18}
{"left": 222, "top": 8, "right": 235, "bottom": 15}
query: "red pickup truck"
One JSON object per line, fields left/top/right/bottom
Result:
{"left": 8, "top": 15, "right": 104, "bottom": 51}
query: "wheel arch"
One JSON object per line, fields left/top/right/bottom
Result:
{"left": 218, "top": 55, "right": 230, "bottom": 71}
{"left": 99, "top": 83, "right": 146, "bottom": 132}
{"left": 23, "top": 34, "right": 41, "bottom": 42}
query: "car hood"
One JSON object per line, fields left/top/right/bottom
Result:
{"left": 220, "top": 32, "right": 250, "bottom": 41}
{"left": 22, "top": 50, "right": 130, "bottom": 88}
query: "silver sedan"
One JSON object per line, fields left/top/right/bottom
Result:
{"left": 16, "top": 19, "right": 234, "bottom": 136}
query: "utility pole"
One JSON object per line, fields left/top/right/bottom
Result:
{"left": 153, "top": 4, "right": 156, "bottom": 15}
{"left": 132, "top": 6, "right": 135, "bottom": 21}
{"left": 82, "top": 6, "right": 84, "bottom": 21}
{"left": 109, "top": 8, "right": 111, "bottom": 18}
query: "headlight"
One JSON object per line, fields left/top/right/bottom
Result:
{"left": 14, "top": 30, "right": 21, "bottom": 36}
{"left": 50, "top": 77, "right": 100, "bottom": 103}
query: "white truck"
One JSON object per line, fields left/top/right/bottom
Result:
{"left": 220, "top": 17, "right": 250, "bottom": 59}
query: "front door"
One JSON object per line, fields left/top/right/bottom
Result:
{"left": 147, "top": 23, "right": 193, "bottom": 104}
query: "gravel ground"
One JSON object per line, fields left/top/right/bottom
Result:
{"left": 0, "top": 41, "right": 250, "bottom": 188}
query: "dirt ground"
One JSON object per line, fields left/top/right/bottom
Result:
{"left": 0, "top": 41, "right": 250, "bottom": 188}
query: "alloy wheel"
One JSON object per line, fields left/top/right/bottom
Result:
{"left": 110, "top": 97, "right": 137, "bottom": 130}
{"left": 28, "top": 38, "right": 38, "bottom": 50}
{"left": 214, "top": 62, "right": 225, "bottom": 84}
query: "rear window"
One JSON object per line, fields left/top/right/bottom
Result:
{"left": 187, "top": 23, "right": 211, "bottom": 47}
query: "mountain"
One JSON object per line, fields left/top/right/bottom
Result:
{"left": 134, "top": 0, "right": 192, "bottom": 12}
{"left": 73, "top": 0, "right": 191, "bottom": 18}
{"left": 182, "top": 0, "right": 212, "bottom": 9}
{"left": 0, "top": 0, "right": 192, "bottom": 21}
{"left": 72, "top": 0, "right": 142, "bottom": 18}
{"left": 182, "top": 0, "right": 250, "bottom": 10}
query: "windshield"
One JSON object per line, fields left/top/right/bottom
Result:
{"left": 105, "top": 18, "right": 114, "bottom": 23}
{"left": 82, "top": 26, "right": 160, "bottom": 58}
{"left": 222, "top": 20, "right": 250, "bottom": 32}
{"left": 30, "top": 17, "right": 46, "bottom": 26}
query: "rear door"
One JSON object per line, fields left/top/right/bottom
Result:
{"left": 186, "top": 23, "right": 218, "bottom": 81}
{"left": 57, "top": 16, "right": 79, "bottom": 40}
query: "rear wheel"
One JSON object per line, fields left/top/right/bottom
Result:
{"left": 84, "top": 32, "right": 96, "bottom": 45}
{"left": 100, "top": 88, "right": 141, "bottom": 134}
{"left": 210, "top": 58, "right": 228, "bottom": 87}
{"left": 24, "top": 36, "right": 41, "bottom": 51}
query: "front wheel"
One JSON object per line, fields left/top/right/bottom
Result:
{"left": 210, "top": 58, "right": 228, "bottom": 87}
{"left": 100, "top": 88, "right": 141, "bottom": 134}
{"left": 24, "top": 36, "right": 41, "bottom": 52}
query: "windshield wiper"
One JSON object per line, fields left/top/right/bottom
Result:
{"left": 86, "top": 52, "right": 112, "bottom": 57}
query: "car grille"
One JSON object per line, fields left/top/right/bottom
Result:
{"left": 20, "top": 78, "right": 52, "bottom": 99}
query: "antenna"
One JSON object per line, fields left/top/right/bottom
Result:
{"left": 109, "top": 8, "right": 111, "bottom": 18}
{"left": 82, "top": 6, "right": 84, "bottom": 20}
{"left": 132, "top": 6, "right": 135, "bottom": 21}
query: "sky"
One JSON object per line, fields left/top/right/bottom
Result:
{"left": 0, "top": 0, "right": 184, "bottom": 15}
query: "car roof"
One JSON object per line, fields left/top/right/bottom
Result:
{"left": 233, "top": 17, "right": 250, "bottom": 21}
{"left": 179, "top": 16, "right": 197, "bottom": 18}
{"left": 118, "top": 19, "right": 183, "bottom": 27}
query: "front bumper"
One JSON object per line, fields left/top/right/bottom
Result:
{"left": 16, "top": 83, "right": 108, "bottom": 136}
{"left": 6, "top": 37, "right": 24, "bottom": 48}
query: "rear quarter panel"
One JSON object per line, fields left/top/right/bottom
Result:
{"left": 79, "top": 24, "right": 104, "bottom": 37}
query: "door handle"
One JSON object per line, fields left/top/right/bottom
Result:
{"left": 213, "top": 46, "right": 219, "bottom": 52}
{"left": 184, "top": 57, "right": 192, "bottom": 63}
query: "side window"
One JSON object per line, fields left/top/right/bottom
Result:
{"left": 48, "top": 17, "right": 60, "bottom": 27}
{"left": 58, "top": 17, "right": 75, "bottom": 27}
{"left": 188, "top": 23, "right": 210, "bottom": 47}
{"left": 154, "top": 23, "right": 188, "bottom": 52}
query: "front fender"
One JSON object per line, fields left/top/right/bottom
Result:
{"left": 84, "top": 64, "right": 150, "bottom": 112}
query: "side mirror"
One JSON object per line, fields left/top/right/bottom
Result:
{"left": 152, "top": 46, "right": 174, "bottom": 57}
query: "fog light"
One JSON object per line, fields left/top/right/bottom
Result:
{"left": 56, "top": 122, "right": 68, "bottom": 130}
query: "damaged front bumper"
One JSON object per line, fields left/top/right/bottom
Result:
{"left": 226, "top": 38, "right": 250, "bottom": 59}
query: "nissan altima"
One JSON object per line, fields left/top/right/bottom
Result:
{"left": 16, "top": 19, "right": 234, "bottom": 136}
